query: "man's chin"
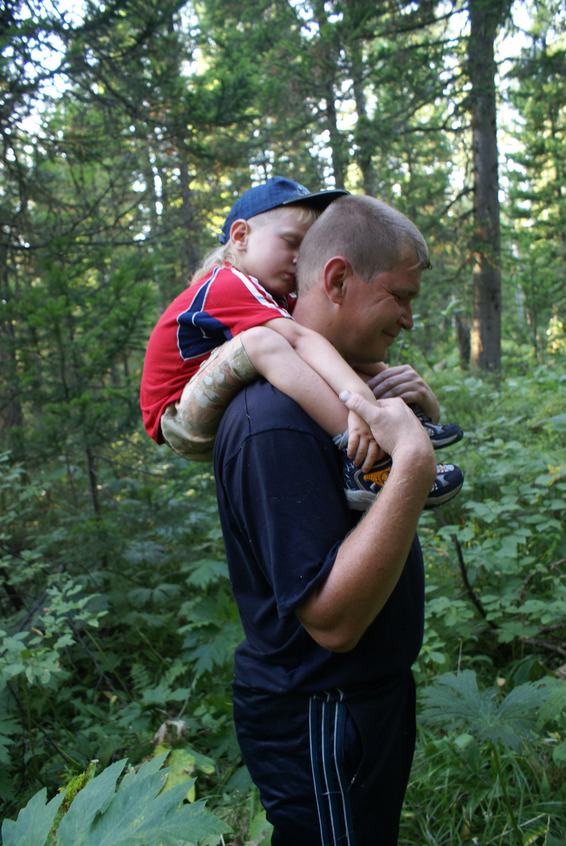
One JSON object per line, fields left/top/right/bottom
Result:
{"left": 380, "top": 335, "right": 399, "bottom": 356}
{"left": 353, "top": 350, "right": 389, "bottom": 367}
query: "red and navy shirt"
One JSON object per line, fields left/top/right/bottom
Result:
{"left": 140, "top": 264, "right": 295, "bottom": 443}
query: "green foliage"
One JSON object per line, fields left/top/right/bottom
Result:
{"left": 0, "top": 448, "right": 240, "bottom": 821}
{"left": 506, "top": 4, "right": 566, "bottom": 359}
{"left": 402, "top": 671, "right": 566, "bottom": 844}
{"left": 1, "top": 789, "right": 65, "bottom": 846}
{"left": 1, "top": 753, "right": 229, "bottom": 846}
{"left": 404, "top": 724, "right": 566, "bottom": 845}
{"left": 416, "top": 364, "right": 566, "bottom": 683}
{"left": 420, "top": 670, "right": 552, "bottom": 752}
{"left": 3, "top": 364, "right": 566, "bottom": 839}
{"left": 1, "top": 0, "right": 566, "bottom": 838}
{"left": 405, "top": 362, "right": 566, "bottom": 841}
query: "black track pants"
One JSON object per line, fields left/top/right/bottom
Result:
{"left": 232, "top": 672, "right": 416, "bottom": 846}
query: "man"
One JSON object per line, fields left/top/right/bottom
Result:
{"left": 213, "top": 194, "right": 438, "bottom": 845}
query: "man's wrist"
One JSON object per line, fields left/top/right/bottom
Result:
{"left": 390, "top": 443, "right": 436, "bottom": 489}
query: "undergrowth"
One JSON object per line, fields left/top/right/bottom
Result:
{"left": 1, "top": 363, "right": 565, "bottom": 844}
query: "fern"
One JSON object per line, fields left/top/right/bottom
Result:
{"left": 420, "top": 669, "right": 549, "bottom": 752}
{"left": 420, "top": 671, "right": 554, "bottom": 844}
{"left": 0, "top": 715, "right": 19, "bottom": 766}
{"left": 129, "top": 661, "right": 153, "bottom": 695}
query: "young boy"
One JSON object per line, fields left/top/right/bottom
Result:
{"left": 140, "top": 176, "right": 463, "bottom": 509}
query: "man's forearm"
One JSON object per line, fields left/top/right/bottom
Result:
{"left": 296, "top": 450, "right": 433, "bottom": 651}
{"left": 296, "top": 393, "right": 436, "bottom": 652}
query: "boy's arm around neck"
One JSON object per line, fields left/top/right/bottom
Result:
{"left": 261, "top": 317, "right": 377, "bottom": 404}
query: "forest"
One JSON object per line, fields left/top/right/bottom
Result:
{"left": 1, "top": 0, "right": 565, "bottom": 843}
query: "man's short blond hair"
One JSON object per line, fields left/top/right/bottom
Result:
{"left": 296, "top": 195, "right": 430, "bottom": 292}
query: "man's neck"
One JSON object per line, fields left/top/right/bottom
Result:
{"left": 293, "top": 294, "right": 348, "bottom": 362}
{"left": 291, "top": 296, "right": 316, "bottom": 330}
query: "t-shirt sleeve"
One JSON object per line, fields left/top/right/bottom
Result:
{"left": 196, "top": 266, "right": 293, "bottom": 338}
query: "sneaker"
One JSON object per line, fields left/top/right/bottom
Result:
{"left": 343, "top": 455, "right": 464, "bottom": 511}
{"left": 343, "top": 455, "right": 393, "bottom": 511}
{"left": 424, "top": 463, "right": 464, "bottom": 509}
{"left": 410, "top": 405, "right": 463, "bottom": 449}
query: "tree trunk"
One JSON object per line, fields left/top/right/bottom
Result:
{"left": 467, "top": 0, "right": 508, "bottom": 372}
{"left": 349, "top": 33, "right": 377, "bottom": 196}
{"left": 179, "top": 157, "right": 199, "bottom": 278}
{"left": 312, "top": 0, "right": 347, "bottom": 188}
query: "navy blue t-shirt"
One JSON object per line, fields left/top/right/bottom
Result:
{"left": 213, "top": 379, "right": 425, "bottom": 694}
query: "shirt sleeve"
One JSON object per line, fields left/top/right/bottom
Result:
{"left": 193, "top": 265, "right": 293, "bottom": 339}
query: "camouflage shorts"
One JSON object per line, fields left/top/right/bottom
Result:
{"left": 160, "top": 335, "right": 258, "bottom": 462}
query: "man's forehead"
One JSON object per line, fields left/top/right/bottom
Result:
{"left": 374, "top": 264, "right": 421, "bottom": 292}
{"left": 390, "top": 277, "right": 421, "bottom": 297}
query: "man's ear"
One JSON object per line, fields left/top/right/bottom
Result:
{"left": 230, "top": 219, "right": 249, "bottom": 251}
{"left": 323, "top": 256, "right": 350, "bottom": 304}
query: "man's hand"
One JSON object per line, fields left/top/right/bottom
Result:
{"left": 364, "top": 364, "right": 440, "bottom": 423}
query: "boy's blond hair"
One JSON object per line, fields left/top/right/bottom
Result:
{"left": 190, "top": 204, "right": 320, "bottom": 285}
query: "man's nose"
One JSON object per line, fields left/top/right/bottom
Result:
{"left": 400, "top": 303, "right": 413, "bottom": 330}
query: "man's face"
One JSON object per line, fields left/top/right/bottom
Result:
{"left": 339, "top": 257, "right": 422, "bottom": 365}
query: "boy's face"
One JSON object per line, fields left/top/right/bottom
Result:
{"left": 233, "top": 207, "right": 313, "bottom": 299}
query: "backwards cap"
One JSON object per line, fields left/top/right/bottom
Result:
{"left": 219, "top": 176, "right": 348, "bottom": 244}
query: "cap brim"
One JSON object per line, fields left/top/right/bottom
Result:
{"left": 282, "top": 189, "right": 349, "bottom": 212}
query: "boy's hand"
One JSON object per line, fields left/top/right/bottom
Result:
{"left": 341, "top": 392, "right": 435, "bottom": 471}
{"left": 346, "top": 409, "right": 385, "bottom": 471}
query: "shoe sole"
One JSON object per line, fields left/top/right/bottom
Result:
{"left": 426, "top": 429, "right": 464, "bottom": 449}
{"left": 425, "top": 479, "right": 464, "bottom": 509}
{"left": 346, "top": 478, "right": 464, "bottom": 512}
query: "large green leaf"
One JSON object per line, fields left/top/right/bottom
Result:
{"left": 54, "top": 758, "right": 125, "bottom": 841}
{"left": 2, "top": 755, "right": 230, "bottom": 846}
{"left": 54, "top": 754, "right": 229, "bottom": 845}
{"left": 420, "top": 670, "right": 550, "bottom": 752}
{"left": 1, "top": 788, "right": 65, "bottom": 846}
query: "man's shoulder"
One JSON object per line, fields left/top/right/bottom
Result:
{"left": 216, "top": 380, "right": 329, "bottom": 455}
{"left": 227, "top": 379, "right": 314, "bottom": 427}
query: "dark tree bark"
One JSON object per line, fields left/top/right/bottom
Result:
{"left": 467, "top": 0, "right": 511, "bottom": 371}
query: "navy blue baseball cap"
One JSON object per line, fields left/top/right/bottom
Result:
{"left": 219, "top": 176, "right": 348, "bottom": 244}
